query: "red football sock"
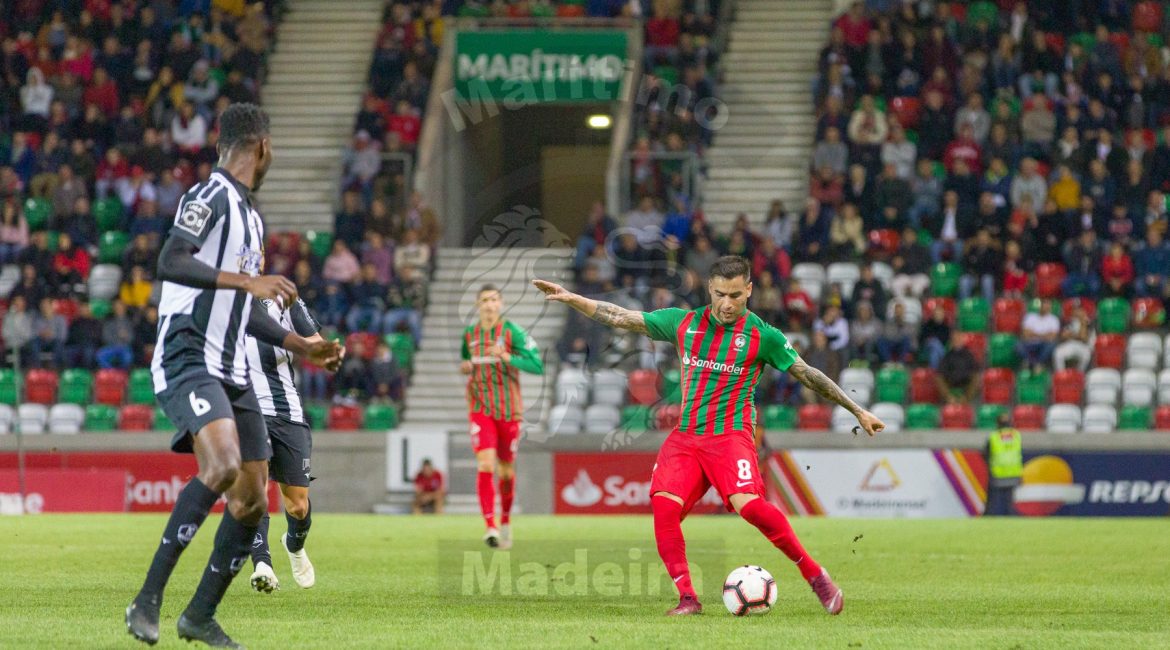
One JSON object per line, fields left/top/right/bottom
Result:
{"left": 477, "top": 471, "right": 496, "bottom": 529}
{"left": 740, "top": 498, "right": 823, "bottom": 581}
{"left": 499, "top": 476, "right": 514, "bottom": 525}
{"left": 651, "top": 495, "right": 696, "bottom": 599}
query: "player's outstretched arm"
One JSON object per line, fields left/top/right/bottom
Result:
{"left": 532, "top": 278, "right": 648, "bottom": 335}
{"left": 787, "top": 356, "right": 885, "bottom": 436}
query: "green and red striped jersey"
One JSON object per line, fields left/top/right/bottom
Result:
{"left": 461, "top": 319, "right": 544, "bottom": 422}
{"left": 643, "top": 306, "right": 798, "bottom": 435}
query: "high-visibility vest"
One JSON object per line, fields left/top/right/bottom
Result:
{"left": 988, "top": 428, "right": 1023, "bottom": 479}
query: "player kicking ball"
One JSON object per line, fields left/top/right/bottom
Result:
{"left": 460, "top": 284, "right": 544, "bottom": 549}
{"left": 245, "top": 298, "right": 337, "bottom": 593}
{"left": 534, "top": 256, "right": 884, "bottom": 616}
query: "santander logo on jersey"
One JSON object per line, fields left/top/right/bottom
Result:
{"left": 554, "top": 454, "right": 722, "bottom": 514}
{"left": 680, "top": 355, "right": 744, "bottom": 375}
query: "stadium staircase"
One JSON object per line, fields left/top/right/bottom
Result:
{"left": 259, "top": 0, "right": 384, "bottom": 231}
{"left": 378, "top": 246, "right": 571, "bottom": 513}
{"left": 702, "top": 0, "right": 832, "bottom": 231}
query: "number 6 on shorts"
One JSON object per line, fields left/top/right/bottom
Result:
{"left": 189, "top": 391, "right": 211, "bottom": 416}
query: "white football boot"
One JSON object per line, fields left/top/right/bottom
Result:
{"left": 282, "top": 533, "right": 315, "bottom": 588}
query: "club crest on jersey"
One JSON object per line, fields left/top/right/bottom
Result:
{"left": 176, "top": 201, "right": 212, "bottom": 237}
{"left": 734, "top": 334, "right": 747, "bottom": 350}
{"left": 236, "top": 244, "right": 263, "bottom": 275}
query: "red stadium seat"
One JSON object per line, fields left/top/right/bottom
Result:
{"left": 889, "top": 96, "right": 922, "bottom": 128}
{"left": 328, "top": 404, "right": 363, "bottom": 430}
{"left": 1035, "top": 263, "right": 1067, "bottom": 298}
{"left": 344, "top": 332, "right": 379, "bottom": 360}
{"left": 1108, "top": 32, "right": 1131, "bottom": 54}
{"left": 1134, "top": 1, "right": 1164, "bottom": 32}
{"left": 955, "top": 332, "right": 987, "bottom": 367}
{"left": 910, "top": 368, "right": 940, "bottom": 403}
{"left": 924, "top": 297, "right": 956, "bottom": 326}
{"left": 982, "top": 368, "right": 1015, "bottom": 404}
{"left": 119, "top": 404, "right": 154, "bottom": 430}
{"left": 24, "top": 369, "right": 59, "bottom": 404}
{"left": 868, "top": 229, "right": 900, "bottom": 258}
{"left": 556, "top": 3, "right": 585, "bottom": 16}
{"left": 1012, "top": 405, "right": 1046, "bottom": 431}
{"left": 1094, "top": 334, "right": 1126, "bottom": 369}
{"left": 1155, "top": 406, "right": 1170, "bottom": 430}
{"left": 798, "top": 404, "right": 832, "bottom": 430}
{"left": 1051, "top": 369, "right": 1085, "bottom": 404}
{"left": 1062, "top": 297, "right": 1097, "bottom": 321}
{"left": 992, "top": 298, "right": 1025, "bottom": 333}
{"left": 941, "top": 404, "right": 974, "bottom": 429}
{"left": 1131, "top": 297, "right": 1165, "bottom": 329}
{"left": 655, "top": 404, "right": 682, "bottom": 431}
{"left": 1044, "top": 32, "right": 1066, "bottom": 55}
{"left": 94, "top": 369, "right": 128, "bottom": 406}
{"left": 54, "top": 298, "right": 79, "bottom": 323}
{"left": 627, "top": 369, "right": 661, "bottom": 405}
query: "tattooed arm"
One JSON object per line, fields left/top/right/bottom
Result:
{"left": 532, "top": 279, "right": 649, "bottom": 334}
{"left": 787, "top": 356, "right": 885, "bottom": 435}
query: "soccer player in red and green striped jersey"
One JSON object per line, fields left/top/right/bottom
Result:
{"left": 460, "top": 284, "right": 544, "bottom": 549}
{"left": 535, "top": 256, "right": 884, "bottom": 616}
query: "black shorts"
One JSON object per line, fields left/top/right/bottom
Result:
{"left": 159, "top": 376, "right": 271, "bottom": 463}
{"left": 267, "top": 416, "right": 313, "bottom": 488}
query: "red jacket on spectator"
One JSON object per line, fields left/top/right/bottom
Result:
{"left": 96, "top": 156, "right": 130, "bottom": 186}
{"left": 54, "top": 246, "right": 91, "bottom": 278}
{"left": 60, "top": 43, "right": 94, "bottom": 82}
{"left": 752, "top": 246, "right": 792, "bottom": 281}
{"left": 1003, "top": 260, "right": 1029, "bottom": 294}
{"left": 944, "top": 137, "right": 983, "bottom": 174}
{"left": 645, "top": 16, "right": 680, "bottom": 47}
{"left": 83, "top": 81, "right": 120, "bottom": 119}
{"left": 1101, "top": 251, "right": 1135, "bottom": 285}
{"left": 834, "top": 12, "right": 871, "bottom": 48}
{"left": 85, "top": 0, "right": 112, "bottom": 21}
{"left": 388, "top": 113, "right": 420, "bottom": 146}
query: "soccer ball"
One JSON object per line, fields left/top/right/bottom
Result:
{"left": 722, "top": 565, "right": 777, "bottom": 616}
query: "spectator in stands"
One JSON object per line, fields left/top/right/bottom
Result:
{"left": 944, "top": 123, "right": 983, "bottom": 174}
{"left": 346, "top": 263, "right": 388, "bottom": 334}
{"left": 334, "top": 190, "right": 368, "bottom": 250}
{"left": 783, "top": 278, "right": 815, "bottom": 330}
{"left": 960, "top": 228, "right": 1002, "bottom": 305}
{"left": 1052, "top": 305, "right": 1093, "bottom": 373}
{"left": 927, "top": 190, "right": 971, "bottom": 262}
{"left": 60, "top": 196, "right": 99, "bottom": 252}
{"left": 1010, "top": 158, "right": 1047, "bottom": 209}
{"left": 874, "top": 162, "right": 911, "bottom": 230}
{"left": 65, "top": 301, "right": 101, "bottom": 369}
{"left": 335, "top": 336, "right": 371, "bottom": 398}
{"left": 814, "top": 305, "right": 849, "bottom": 356}
{"left": 801, "top": 330, "right": 842, "bottom": 405}
{"left": 828, "top": 202, "right": 865, "bottom": 261}
{"left": 810, "top": 165, "right": 845, "bottom": 207}
{"left": 812, "top": 126, "right": 848, "bottom": 175}
{"left": 2, "top": 295, "right": 34, "bottom": 363}
{"left": 170, "top": 101, "right": 207, "bottom": 155}
{"left": 794, "top": 197, "right": 830, "bottom": 262}
{"left": 1135, "top": 229, "right": 1170, "bottom": 297}
{"left": 395, "top": 228, "right": 430, "bottom": 278}
{"left": 361, "top": 231, "right": 394, "bottom": 285}
{"left": 955, "top": 92, "right": 991, "bottom": 144}
{"left": 135, "top": 305, "right": 159, "bottom": 365}
{"left": 850, "top": 300, "right": 880, "bottom": 366}
{"left": 370, "top": 340, "right": 405, "bottom": 403}
{"left": 1062, "top": 228, "right": 1104, "bottom": 297}
{"left": 877, "top": 300, "right": 917, "bottom": 363}
{"left": 936, "top": 331, "right": 980, "bottom": 405}
{"left": 50, "top": 233, "right": 89, "bottom": 297}
{"left": 412, "top": 458, "right": 444, "bottom": 515}
{"left": 29, "top": 297, "right": 67, "bottom": 369}
{"left": 920, "top": 304, "right": 951, "bottom": 369}
{"left": 626, "top": 196, "right": 664, "bottom": 247}
{"left": 19, "top": 68, "right": 53, "bottom": 128}
{"left": 0, "top": 200, "right": 28, "bottom": 264}
{"left": 891, "top": 226, "right": 931, "bottom": 297}
{"left": 750, "top": 269, "right": 783, "bottom": 325}
{"left": 119, "top": 265, "right": 153, "bottom": 310}
{"left": 1002, "top": 240, "right": 1030, "bottom": 300}
{"left": 1020, "top": 97, "right": 1056, "bottom": 157}
{"left": 848, "top": 95, "right": 888, "bottom": 169}
{"left": 1101, "top": 241, "right": 1135, "bottom": 298}
{"left": 1017, "top": 298, "right": 1060, "bottom": 371}
{"left": 1048, "top": 164, "right": 1082, "bottom": 212}
{"left": 324, "top": 238, "right": 361, "bottom": 285}
{"left": 764, "top": 199, "right": 795, "bottom": 251}
{"left": 9, "top": 264, "right": 46, "bottom": 306}
{"left": 183, "top": 60, "right": 219, "bottom": 118}
{"left": 882, "top": 121, "right": 917, "bottom": 180}
{"left": 97, "top": 299, "right": 134, "bottom": 369}
{"left": 844, "top": 163, "right": 874, "bottom": 216}
{"left": 850, "top": 263, "right": 887, "bottom": 317}
{"left": 908, "top": 158, "right": 943, "bottom": 228}
{"left": 382, "top": 273, "right": 425, "bottom": 347}
{"left": 342, "top": 130, "right": 382, "bottom": 203}
{"left": 50, "top": 164, "right": 87, "bottom": 219}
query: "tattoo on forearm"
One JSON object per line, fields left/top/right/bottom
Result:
{"left": 591, "top": 302, "right": 648, "bottom": 334}
{"left": 791, "top": 360, "right": 861, "bottom": 414}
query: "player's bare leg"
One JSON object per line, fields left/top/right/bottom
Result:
{"left": 279, "top": 484, "right": 315, "bottom": 588}
{"left": 497, "top": 460, "right": 515, "bottom": 549}
{"left": 476, "top": 448, "right": 500, "bottom": 546}
{"left": 127, "top": 419, "right": 243, "bottom": 646}
{"left": 729, "top": 493, "right": 842, "bottom": 615}
{"left": 652, "top": 491, "right": 702, "bottom": 616}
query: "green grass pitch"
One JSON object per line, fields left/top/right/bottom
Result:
{"left": 2, "top": 515, "right": 1168, "bottom": 649}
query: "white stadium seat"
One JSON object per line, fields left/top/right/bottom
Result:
{"left": 1045, "top": 405, "right": 1081, "bottom": 434}
{"left": 0, "top": 404, "right": 13, "bottom": 434}
{"left": 48, "top": 404, "right": 85, "bottom": 434}
{"left": 0, "top": 264, "right": 19, "bottom": 297}
{"left": 887, "top": 297, "right": 923, "bottom": 325}
{"left": 1085, "top": 368, "right": 1121, "bottom": 405}
{"left": 871, "top": 402, "right": 905, "bottom": 433}
{"left": 16, "top": 404, "right": 48, "bottom": 434}
{"left": 826, "top": 262, "right": 861, "bottom": 297}
{"left": 583, "top": 404, "right": 621, "bottom": 434}
{"left": 591, "top": 369, "right": 627, "bottom": 406}
{"left": 839, "top": 367, "right": 875, "bottom": 406}
{"left": 1126, "top": 332, "right": 1162, "bottom": 370}
{"left": 555, "top": 368, "right": 589, "bottom": 406}
{"left": 1157, "top": 369, "right": 1170, "bottom": 405}
{"left": 1082, "top": 404, "right": 1118, "bottom": 434}
{"left": 548, "top": 404, "right": 583, "bottom": 435}
{"left": 1163, "top": 333, "right": 1170, "bottom": 369}
{"left": 792, "top": 263, "right": 826, "bottom": 303}
{"left": 1122, "top": 369, "right": 1157, "bottom": 407}
{"left": 870, "top": 262, "right": 895, "bottom": 291}
{"left": 86, "top": 264, "right": 123, "bottom": 301}
{"left": 831, "top": 406, "right": 856, "bottom": 433}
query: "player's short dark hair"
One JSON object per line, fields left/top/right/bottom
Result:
{"left": 709, "top": 256, "right": 751, "bottom": 282}
{"left": 217, "top": 102, "right": 269, "bottom": 154}
{"left": 478, "top": 283, "right": 500, "bottom": 297}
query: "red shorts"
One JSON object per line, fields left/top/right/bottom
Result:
{"left": 650, "top": 429, "right": 764, "bottom": 513}
{"left": 469, "top": 412, "right": 519, "bottom": 462}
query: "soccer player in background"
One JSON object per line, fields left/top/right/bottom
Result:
{"left": 534, "top": 256, "right": 884, "bottom": 616}
{"left": 126, "top": 103, "right": 342, "bottom": 647}
{"left": 246, "top": 298, "right": 337, "bottom": 593}
{"left": 460, "top": 284, "right": 544, "bottom": 548}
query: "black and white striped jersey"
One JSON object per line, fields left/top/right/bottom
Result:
{"left": 245, "top": 298, "right": 321, "bottom": 424}
{"left": 152, "top": 168, "right": 266, "bottom": 393}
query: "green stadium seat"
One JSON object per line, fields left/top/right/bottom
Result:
{"left": 1016, "top": 370, "right": 1050, "bottom": 405}
{"left": 99, "top": 231, "right": 130, "bottom": 264}
{"left": 965, "top": 1, "right": 999, "bottom": 25}
{"left": 763, "top": 405, "right": 797, "bottom": 430}
{"left": 875, "top": 367, "right": 909, "bottom": 403}
{"left": 958, "top": 298, "right": 990, "bottom": 332}
{"left": 1119, "top": 405, "right": 1151, "bottom": 430}
{"left": 305, "top": 230, "right": 333, "bottom": 261}
{"left": 0, "top": 369, "right": 17, "bottom": 405}
{"left": 930, "top": 263, "right": 960, "bottom": 297}
{"left": 989, "top": 333, "right": 1020, "bottom": 368}
{"left": 653, "top": 64, "right": 679, "bottom": 86}
{"left": 44, "top": 230, "right": 60, "bottom": 252}
{"left": 154, "top": 406, "right": 173, "bottom": 431}
{"left": 364, "top": 403, "right": 399, "bottom": 429}
{"left": 304, "top": 403, "right": 328, "bottom": 429}
{"left": 386, "top": 332, "right": 414, "bottom": 370}
{"left": 1070, "top": 32, "right": 1097, "bottom": 49}
{"left": 916, "top": 228, "right": 933, "bottom": 247}
{"left": 90, "top": 299, "right": 113, "bottom": 319}
{"left": 23, "top": 197, "right": 51, "bottom": 231}
{"left": 128, "top": 368, "right": 155, "bottom": 404}
{"left": 1097, "top": 298, "right": 1129, "bottom": 334}
{"left": 621, "top": 405, "right": 652, "bottom": 431}
{"left": 92, "top": 197, "right": 124, "bottom": 232}
{"left": 977, "top": 404, "right": 1008, "bottom": 429}
{"left": 906, "top": 404, "right": 940, "bottom": 430}
{"left": 663, "top": 369, "right": 682, "bottom": 404}
{"left": 85, "top": 404, "right": 118, "bottom": 431}
{"left": 58, "top": 369, "right": 94, "bottom": 405}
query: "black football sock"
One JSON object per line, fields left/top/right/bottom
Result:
{"left": 138, "top": 478, "right": 220, "bottom": 603}
{"left": 285, "top": 500, "right": 311, "bottom": 552}
{"left": 183, "top": 509, "right": 257, "bottom": 622}
{"left": 250, "top": 512, "right": 272, "bottom": 567}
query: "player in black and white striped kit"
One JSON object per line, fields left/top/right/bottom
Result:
{"left": 245, "top": 298, "right": 327, "bottom": 593}
{"left": 126, "top": 103, "right": 343, "bottom": 649}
